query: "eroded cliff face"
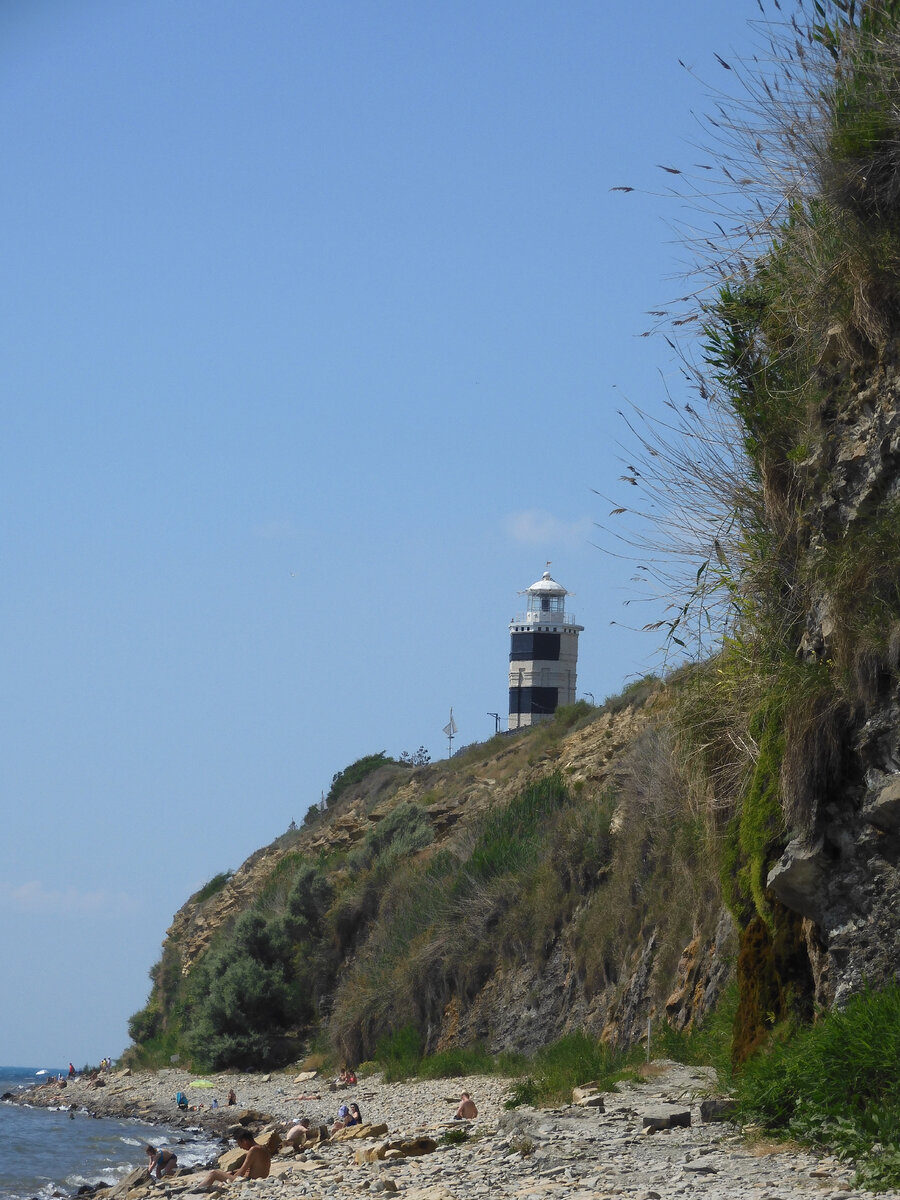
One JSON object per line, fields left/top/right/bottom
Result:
{"left": 157, "top": 697, "right": 736, "bottom": 1059}
{"left": 769, "top": 359, "right": 900, "bottom": 1009}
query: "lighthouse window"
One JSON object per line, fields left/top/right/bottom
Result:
{"left": 509, "top": 686, "right": 559, "bottom": 715}
{"left": 509, "top": 631, "right": 561, "bottom": 661}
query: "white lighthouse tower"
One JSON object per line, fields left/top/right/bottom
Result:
{"left": 508, "top": 569, "right": 584, "bottom": 729}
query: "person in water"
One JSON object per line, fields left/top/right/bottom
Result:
{"left": 201, "top": 1130, "right": 270, "bottom": 1187}
{"left": 145, "top": 1145, "right": 178, "bottom": 1178}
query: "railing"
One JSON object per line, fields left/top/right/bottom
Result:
{"left": 510, "top": 610, "right": 577, "bottom": 626}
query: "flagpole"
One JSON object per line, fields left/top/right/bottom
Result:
{"left": 442, "top": 707, "right": 457, "bottom": 757}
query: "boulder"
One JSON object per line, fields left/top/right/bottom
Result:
{"left": 572, "top": 1083, "right": 605, "bottom": 1109}
{"left": 354, "top": 1143, "right": 389, "bottom": 1164}
{"left": 389, "top": 1136, "right": 438, "bottom": 1157}
{"left": 256, "top": 1126, "right": 282, "bottom": 1152}
{"left": 293, "top": 1070, "right": 318, "bottom": 1083}
{"left": 766, "top": 839, "right": 826, "bottom": 922}
{"left": 106, "top": 1168, "right": 148, "bottom": 1199}
{"left": 233, "top": 1108, "right": 269, "bottom": 1126}
{"left": 864, "top": 777, "right": 900, "bottom": 832}
{"left": 215, "top": 1148, "right": 246, "bottom": 1173}
{"left": 331, "top": 1123, "right": 389, "bottom": 1141}
{"left": 641, "top": 1105, "right": 691, "bottom": 1131}
{"left": 699, "top": 1097, "right": 738, "bottom": 1122}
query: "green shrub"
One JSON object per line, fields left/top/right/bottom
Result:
{"left": 737, "top": 984, "right": 900, "bottom": 1189}
{"left": 375, "top": 1024, "right": 423, "bottom": 1081}
{"left": 440, "top": 1127, "right": 470, "bottom": 1146}
{"left": 416, "top": 1045, "right": 496, "bottom": 1079}
{"left": 191, "top": 871, "right": 234, "bottom": 905}
{"left": 326, "top": 752, "right": 394, "bottom": 807}
{"left": 349, "top": 802, "right": 433, "bottom": 873}
{"left": 503, "top": 1032, "right": 638, "bottom": 1107}
{"left": 186, "top": 911, "right": 295, "bottom": 1069}
{"left": 464, "top": 773, "right": 571, "bottom": 883}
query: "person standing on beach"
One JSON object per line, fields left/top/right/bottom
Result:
{"left": 201, "top": 1130, "right": 270, "bottom": 1187}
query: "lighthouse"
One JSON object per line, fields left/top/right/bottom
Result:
{"left": 508, "top": 570, "right": 584, "bottom": 729}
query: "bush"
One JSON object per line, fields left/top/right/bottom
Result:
{"left": 737, "top": 984, "right": 900, "bottom": 1188}
{"left": 375, "top": 1025, "right": 423, "bottom": 1081}
{"left": 191, "top": 872, "right": 234, "bottom": 905}
{"left": 326, "top": 752, "right": 394, "bottom": 807}
{"left": 416, "top": 1045, "right": 496, "bottom": 1079}
{"left": 503, "top": 1032, "right": 638, "bottom": 1107}
{"left": 186, "top": 911, "right": 294, "bottom": 1069}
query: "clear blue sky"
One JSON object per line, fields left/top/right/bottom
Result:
{"left": 1, "top": 0, "right": 758, "bottom": 1065}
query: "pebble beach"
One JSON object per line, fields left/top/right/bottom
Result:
{"left": 16, "top": 1062, "right": 900, "bottom": 1200}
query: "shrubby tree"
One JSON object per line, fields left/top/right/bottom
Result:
{"left": 187, "top": 911, "right": 293, "bottom": 1069}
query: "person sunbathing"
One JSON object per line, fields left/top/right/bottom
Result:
{"left": 201, "top": 1130, "right": 270, "bottom": 1187}
{"left": 331, "top": 1104, "right": 351, "bottom": 1133}
{"left": 454, "top": 1092, "right": 478, "bottom": 1120}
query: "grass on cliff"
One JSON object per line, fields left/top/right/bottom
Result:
{"left": 735, "top": 984, "right": 900, "bottom": 1191}
{"left": 371, "top": 1025, "right": 641, "bottom": 1106}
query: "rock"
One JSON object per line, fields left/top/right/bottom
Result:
{"left": 766, "top": 839, "right": 826, "bottom": 922}
{"left": 256, "top": 1126, "right": 282, "bottom": 1152}
{"left": 331, "top": 1122, "right": 389, "bottom": 1141}
{"left": 699, "top": 1098, "right": 737, "bottom": 1122}
{"left": 293, "top": 1070, "right": 318, "bottom": 1083}
{"left": 233, "top": 1108, "right": 269, "bottom": 1126}
{"left": 640, "top": 1106, "right": 691, "bottom": 1131}
{"left": 106, "top": 1168, "right": 148, "bottom": 1199}
{"left": 216, "top": 1147, "right": 246, "bottom": 1172}
{"left": 389, "top": 1135, "right": 438, "bottom": 1156}
{"left": 354, "top": 1143, "right": 389, "bottom": 1164}
{"left": 401, "top": 1189, "right": 457, "bottom": 1200}
{"left": 864, "top": 776, "right": 900, "bottom": 832}
{"left": 572, "top": 1083, "right": 605, "bottom": 1109}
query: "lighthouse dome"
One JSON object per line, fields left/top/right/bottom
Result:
{"left": 526, "top": 571, "right": 568, "bottom": 596}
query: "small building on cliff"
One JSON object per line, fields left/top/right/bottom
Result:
{"left": 508, "top": 570, "right": 583, "bottom": 728}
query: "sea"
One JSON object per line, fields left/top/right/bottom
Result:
{"left": 0, "top": 1068, "right": 221, "bottom": 1200}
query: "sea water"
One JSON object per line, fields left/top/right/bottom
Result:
{"left": 0, "top": 1068, "right": 221, "bottom": 1200}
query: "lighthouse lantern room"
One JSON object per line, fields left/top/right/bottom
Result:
{"left": 508, "top": 570, "right": 584, "bottom": 728}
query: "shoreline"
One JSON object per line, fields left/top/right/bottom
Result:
{"left": 9, "top": 1063, "right": 890, "bottom": 1199}
{"left": 11, "top": 1064, "right": 512, "bottom": 1140}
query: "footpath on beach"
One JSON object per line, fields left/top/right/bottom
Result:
{"left": 18, "top": 1061, "right": 900, "bottom": 1200}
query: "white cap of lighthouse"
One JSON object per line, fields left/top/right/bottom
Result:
{"left": 508, "top": 570, "right": 584, "bottom": 729}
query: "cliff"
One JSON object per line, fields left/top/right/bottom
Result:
{"left": 129, "top": 3, "right": 900, "bottom": 1077}
{"left": 129, "top": 689, "right": 736, "bottom": 1069}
